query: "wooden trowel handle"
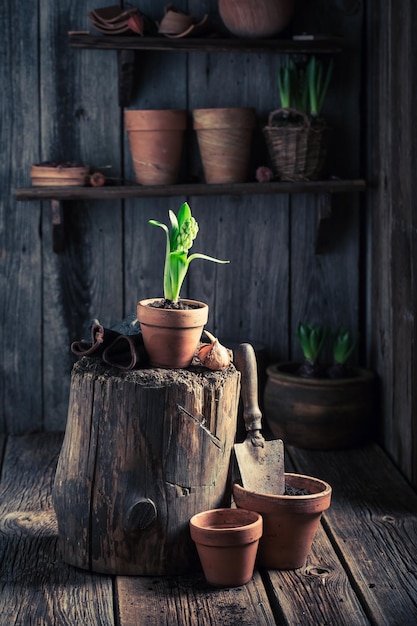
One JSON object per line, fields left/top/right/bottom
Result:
{"left": 235, "top": 343, "right": 263, "bottom": 433}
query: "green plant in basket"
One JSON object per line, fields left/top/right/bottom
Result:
{"left": 306, "top": 56, "right": 334, "bottom": 120}
{"left": 263, "top": 55, "right": 335, "bottom": 182}
{"left": 149, "top": 202, "right": 229, "bottom": 305}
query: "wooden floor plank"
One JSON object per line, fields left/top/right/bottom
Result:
{"left": 0, "top": 433, "right": 116, "bottom": 626}
{"left": 288, "top": 443, "right": 417, "bottom": 625}
{"left": 116, "top": 571, "right": 277, "bottom": 626}
{"left": 263, "top": 522, "right": 371, "bottom": 626}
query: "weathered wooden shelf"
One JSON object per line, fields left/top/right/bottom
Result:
{"left": 15, "top": 179, "right": 365, "bottom": 201}
{"left": 15, "top": 180, "right": 366, "bottom": 254}
{"left": 68, "top": 33, "right": 342, "bottom": 106}
{"left": 68, "top": 33, "right": 344, "bottom": 54}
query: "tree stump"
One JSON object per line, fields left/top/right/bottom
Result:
{"left": 52, "top": 357, "right": 241, "bottom": 575}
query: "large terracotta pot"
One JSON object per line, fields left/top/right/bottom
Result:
{"left": 218, "top": 0, "right": 295, "bottom": 38}
{"left": 189, "top": 507, "right": 263, "bottom": 586}
{"left": 192, "top": 107, "right": 255, "bottom": 184}
{"left": 137, "top": 298, "right": 208, "bottom": 368}
{"left": 263, "top": 362, "right": 377, "bottom": 450}
{"left": 125, "top": 109, "right": 187, "bottom": 185}
{"left": 233, "top": 473, "right": 332, "bottom": 569}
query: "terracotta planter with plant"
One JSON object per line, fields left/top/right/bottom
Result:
{"left": 264, "top": 324, "right": 377, "bottom": 450}
{"left": 189, "top": 507, "right": 263, "bottom": 586}
{"left": 233, "top": 473, "right": 331, "bottom": 570}
{"left": 218, "top": 0, "right": 295, "bottom": 38}
{"left": 263, "top": 57, "right": 334, "bottom": 181}
{"left": 125, "top": 109, "right": 187, "bottom": 185}
{"left": 136, "top": 202, "right": 230, "bottom": 368}
{"left": 192, "top": 107, "right": 255, "bottom": 183}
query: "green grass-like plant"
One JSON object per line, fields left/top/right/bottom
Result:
{"left": 149, "top": 202, "right": 229, "bottom": 303}
{"left": 332, "top": 326, "right": 359, "bottom": 365}
{"left": 296, "top": 322, "right": 329, "bottom": 365}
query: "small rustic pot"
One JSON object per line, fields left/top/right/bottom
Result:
{"left": 233, "top": 473, "right": 331, "bottom": 570}
{"left": 218, "top": 0, "right": 295, "bottom": 38}
{"left": 263, "top": 362, "right": 377, "bottom": 450}
{"left": 189, "top": 507, "right": 262, "bottom": 587}
{"left": 30, "top": 164, "right": 90, "bottom": 186}
{"left": 136, "top": 298, "right": 209, "bottom": 368}
{"left": 125, "top": 109, "right": 187, "bottom": 185}
{"left": 192, "top": 107, "right": 255, "bottom": 184}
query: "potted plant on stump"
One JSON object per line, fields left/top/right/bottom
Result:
{"left": 263, "top": 56, "right": 334, "bottom": 181}
{"left": 137, "top": 202, "right": 229, "bottom": 368}
{"left": 264, "top": 323, "right": 377, "bottom": 450}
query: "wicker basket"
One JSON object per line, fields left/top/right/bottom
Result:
{"left": 263, "top": 109, "right": 329, "bottom": 181}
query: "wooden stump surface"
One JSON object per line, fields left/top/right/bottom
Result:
{"left": 53, "top": 357, "right": 241, "bottom": 575}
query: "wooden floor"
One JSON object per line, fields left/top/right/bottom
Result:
{"left": 0, "top": 432, "right": 416, "bottom": 625}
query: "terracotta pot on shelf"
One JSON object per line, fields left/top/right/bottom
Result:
{"left": 233, "top": 473, "right": 332, "bottom": 570}
{"left": 30, "top": 164, "right": 90, "bottom": 186}
{"left": 192, "top": 107, "right": 255, "bottom": 184}
{"left": 136, "top": 298, "right": 208, "bottom": 368}
{"left": 124, "top": 109, "right": 187, "bottom": 185}
{"left": 218, "top": 0, "right": 295, "bottom": 38}
{"left": 189, "top": 507, "right": 263, "bottom": 587}
{"left": 263, "top": 362, "right": 377, "bottom": 450}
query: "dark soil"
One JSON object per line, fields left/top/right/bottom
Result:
{"left": 284, "top": 484, "right": 311, "bottom": 496}
{"left": 147, "top": 299, "right": 201, "bottom": 310}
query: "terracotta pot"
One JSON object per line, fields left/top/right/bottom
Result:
{"left": 192, "top": 107, "right": 255, "bottom": 184}
{"left": 263, "top": 362, "right": 377, "bottom": 450}
{"left": 218, "top": 0, "right": 295, "bottom": 38}
{"left": 136, "top": 298, "right": 208, "bottom": 368}
{"left": 30, "top": 164, "right": 90, "bottom": 186}
{"left": 233, "top": 473, "right": 331, "bottom": 569}
{"left": 125, "top": 109, "right": 187, "bottom": 185}
{"left": 189, "top": 507, "right": 262, "bottom": 586}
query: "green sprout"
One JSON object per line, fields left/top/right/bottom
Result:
{"left": 306, "top": 56, "right": 334, "bottom": 118}
{"left": 333, "top": 326, "right": 358, "bottom": 365}
{"left": 296, "top": 323, "right": 328, "bottom": 365}
{"left": 278, "top": 59, "right": 308, "bottom": 113}
{"left": 149, "top": 202, "right": 229, "bottom": 303}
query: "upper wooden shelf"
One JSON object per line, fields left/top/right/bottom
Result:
{"left": 68, "top": 33, "right": 343, "bottom": 54}
{"left": 15, "top": 179, "right": 365, "bottom": 201}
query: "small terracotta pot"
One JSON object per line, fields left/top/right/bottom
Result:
{"left": 192, "top": 107, "right": 255, "bottom": 184}
{"left": 218, "top": 0, "right": 295, "bottom": 38}
{"left": 189, "top": 507, "right": 262, "bottom": 587}
{"left": 233, "top": 474, "right": 332, "bottom": 570}
{"left": 30, "top": 164, "right": 90, "bottom": 186}
{"left": 125, "top": 109, "right": 187, "bottom": 185}
{"left": 264, "top": 362, "right": 377, "bottom": 449}
{"left": 136, "top": 298, "right": 209, "bottom": 368}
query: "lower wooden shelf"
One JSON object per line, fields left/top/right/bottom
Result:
{"left": 14, "top": 179, "right": 366, "bottom": 254}
{"left": 15, "top": 179, "right": 366, "bottom": 201}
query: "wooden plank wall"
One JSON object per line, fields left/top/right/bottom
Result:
{"left": 1, "top": 2, "right": 363, "bottom": 434}
{"left": 367, "top": 0, "right": 417, "bottom": 487}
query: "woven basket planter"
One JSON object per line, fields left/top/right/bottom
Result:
{"left": 263, "top": 109, "right": 329, "bottom": 181}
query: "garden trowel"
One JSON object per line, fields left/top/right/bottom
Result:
{"left": 234, "top": 343, "right": 285, "bottom": 495}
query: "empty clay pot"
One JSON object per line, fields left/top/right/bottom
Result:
{"left": 218, "top": 0, "right": 295, "bottom": 38}
{"left": 192, "top": 107, "right": 255, "bottom": 184}
{"left": 189, "top": 507, "right": 262, "bottom": 586}
{"left": 233, "top": 473, "right": 332, "bottom": 569}
{"left": 125, "top": 109, "right": 187, "bottom": 185}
